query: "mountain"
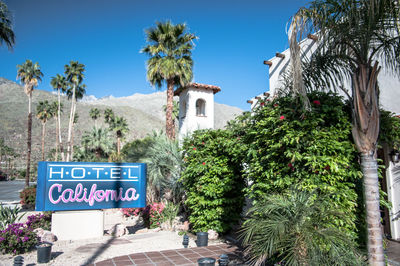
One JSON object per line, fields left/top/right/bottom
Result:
{"left": 0, "top": 78, "right": 243, "bottom": 168}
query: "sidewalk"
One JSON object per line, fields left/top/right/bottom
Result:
{"left": 91, "top": 243, "right": 244, "bottom": 266}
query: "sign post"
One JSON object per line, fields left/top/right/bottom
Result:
{"left": 36, "top": 162, "right": 146, "bottom": 240}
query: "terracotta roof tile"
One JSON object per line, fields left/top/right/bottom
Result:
{"left": 174, "top": 82, "right": 221, "bottom": 96}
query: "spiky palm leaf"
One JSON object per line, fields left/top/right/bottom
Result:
{"left": 241, "top": 190, "right": 364, "bottom": 266}
{"left": 0, "top": 1, "right": 15, "bottom": 50}
{"left": 142, "top": 21, "right": 197, "bottom": 139}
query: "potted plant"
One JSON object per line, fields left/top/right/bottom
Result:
{"left": 36, "top": 242, "right": 53, "bottom": 263}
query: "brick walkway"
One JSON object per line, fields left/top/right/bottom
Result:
{"left": 387, "top": 240, "right": 400, "bottom": 266}
{"left": 90, "top": 243, "right": 243, "bottom": 266}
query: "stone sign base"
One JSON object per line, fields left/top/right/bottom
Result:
{"left": 51, "top": 210, "right": 104, "bottom": 240}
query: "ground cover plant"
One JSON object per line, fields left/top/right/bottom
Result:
{"left": 25, "top": 213, "right": 52, "bottom": 231}
{"left": 181, "top": 129, "right": 246, "bottom": 234}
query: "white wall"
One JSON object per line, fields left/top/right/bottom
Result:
{"left": 178, "top": 87, "right": 214, "bottom": 141}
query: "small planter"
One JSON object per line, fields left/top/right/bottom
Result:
{"left": 197, "top": 257, "right": 216, "bottom": 266}
{"left": 36, "top": 242, "right": 53, "bottom": 264}
{"left": 196, "top": 232, "right": 208, "bottom": 247}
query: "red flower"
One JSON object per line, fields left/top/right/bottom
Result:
{"left": 288, "top": 163, "right": 293, "bottom": 168}
{"left": 202, "top": 162, "right": 206, "bottom": 165}
{"left": 324, "top": 166, "right": 330, "bottom": 170}
{"left": 280, "top": 115, "right": 285, "bottom": 120}
{"left": 260, "top": 102, "right": 265, "bottom": 107}
{"left": 274, "top": 104, "right": 279, "bottom": 107}
{"left": 193, "top": 147, "right": 196, "bottom": 150}
{"left": 202, "top": 142, "right": 205, "bottom": 145}
{"left": 313, "top": 100, "right": 321, "bottom": 105}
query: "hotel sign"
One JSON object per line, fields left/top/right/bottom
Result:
{"left": 36, "top": 162, "right": 146, "bottom": 211}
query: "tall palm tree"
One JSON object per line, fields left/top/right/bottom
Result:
{"left": 49, "top": 101, "right": 62, "bottom": 161}
{"left": 110, "top": 115, "right": 129, "bottom": 156}
{"left": 142, "top": 21, "right": 197, "bottom": 139}
{"left": 0, "top": 1, "right": 15, "bottom": 50}
{"left": 16, "top": 59, "right": 43, "bottom": 187}
{"left": 89, "top": 108, "right": 101, "bottom": 128}
{"left": 36, "top": 101, "right": 53, "bottom": 161}
{"left": 104, "top": 108, "right": 114, "bottom": 124}
{"left": 297, "top": 1, "right": 400, "bottom": 264}
{"left": 70, "top": 113, "right": 79, "bottom": 161}
{"left": 64, "top": 61, "right": 85, "bottom": 162}
{"left": 81, "top": 127, "right": 114, "bottom": 159}
{"left": 50, "top": 74, "right": 67, "bottom": 161}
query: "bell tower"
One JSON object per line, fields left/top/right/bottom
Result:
{"left": 174, "top": 83, "right": 221, "bottom": 140}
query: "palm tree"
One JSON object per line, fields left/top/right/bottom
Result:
{"left": 89, "top": 108, "right": 101, "bottom": 128}
{"left": 104, "top": 108, "right": 114, "bottom": 124}
{"left": 81, "top": 127, "right": 114, "bottom": 160}
{"left": 240, "top": 190, "right": 363, "bottom": 265}
{"left": 64, "top": 61, "right": 85, "bottom": 162}
{"left": 36, "top": 101, "right": 53, "bottom": 161}
{"left": 109, "top": 115, "right": 129, "bottom": 156}
{"left": 163, "top": 100, "right": 179, "bottom": 123}
{"left": 50, "top": 74, "right": 67, "bottom": 161}
{"left": 142, "top": 21, "right": 197, "bottom": 139}
{"left": 16, "top": 59, "right": 43, "bottom": 187}
{"left": 0, "top": 1, "right": 15, "bottom": 50}
{"left": 296, "top": 1, "right": 400, "bottom": 264}
{"left": 71, "top": 113, "right": 79, "bottom": 161}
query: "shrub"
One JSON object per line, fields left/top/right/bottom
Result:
{"left": 20, "top": 186, "right": 36, "bottom": 209}
{"left": 230, "top": 92, "right": 362, "bottom": 240}
{"left": 240, "top": 190, "right": 364, "bottom": 265}
{"left": 25, "top": 212, "right": 52, "bottom": 231}
{"left": 160, "top": 202, "right": 180, "bottom": 228}
{"left": 0, "top": 223, "right": 37, "bottom": 255}
{"left": 121, "top": 202, "right": 166, "bottom": 229}
{"left": 181, "top": 129, "right": 246, "bottom": 234}
{"left": 0, "top": 205, "right": 23, "bottom": 230}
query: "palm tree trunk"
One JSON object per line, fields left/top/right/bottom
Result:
{"left": 166, "top": 80, "right": 175, "bottom": 140}
{"left": 352, "top": 63, "right": 383, "bottom": 265}
{"left": 55, "top": 116, "right": 59, "bottom": 161}
{"left": 71, "top": 119, "right": 75, "bottom": 161}
{"left": 66, "top": 84, "right": 76, "bottom": 162}
{"left": 117, "top": 136, "right": 121, "bottom": 156}
{"left": 41, "top": 122, "right": 46, "bottom": 161}
{"left": 361, "top": 153, "right": 384, "bottom": 265}
{"left": 58, "top": 88, "right": 65, "bottom": 161}
{"left": 25, "top": 93, "right": 32, "bottom": 187}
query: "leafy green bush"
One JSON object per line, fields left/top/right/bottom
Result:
{"left": 241, "top": 189, "right": 364, "bottom": 265}
{"left": 231, "top": 92, "right": 362, "bottom": 239}
{"left": 0, "top": 205, "right": 23, "bottom": 230}
{"left": 181, "top": 129, "right": 245, "bottom": 234}
{"left": 161, "top": 202, "right": 180, "bottom": 227}
{"left": 0, "top": 223, "right": 37, "bottom": 255}
{"left": 19, "top": 186, "right": 36, "bottom": 209}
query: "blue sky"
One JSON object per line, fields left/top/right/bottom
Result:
{"left": 1, "top": 0, "right": 308, "bottom": 110}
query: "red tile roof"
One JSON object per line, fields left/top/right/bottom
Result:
{"left": 174, "top": 82, "right": 221, "bottom": 96}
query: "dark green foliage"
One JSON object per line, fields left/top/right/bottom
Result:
{"left": 19, "top": 186, "right": 36, "bottom": 209}
{"left": 181, "top": 129, "right": 245, "bottom": 234}
{"left": 232, "top": 92, "right": 362, "bottom": 238}
{"left": 122, "top": 135, "right": 154, "bottom": 163}
{"left": 379, "top": 110, "right": 400, "bottom": 150}
{"left": 241, "top": 189, "right": 365, "bottom": 265}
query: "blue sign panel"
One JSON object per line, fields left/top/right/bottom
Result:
{"left": 36, "top": 162, "right": 146, "bottom": 211}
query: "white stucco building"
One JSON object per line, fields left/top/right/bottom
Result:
{"left": 174, "top": 82, "right": 221, "bottom": 141}
{"left": 247, "top": 34, "right": 400, "bottom": 241}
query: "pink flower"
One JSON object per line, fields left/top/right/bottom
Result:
{"left": 202, "top": 162, "right": 206, "bottom": 165}
{"left": 280, "top": 115, "right": 285, "bottom": 120}
{"left": 193, "top": 147, "right": 196, "bottom": 150}
{"left": 313, "top": 100, "right": 321, "bottom": 105}
{"left": 202, "top": 142, "right": 205, "bottom": 145}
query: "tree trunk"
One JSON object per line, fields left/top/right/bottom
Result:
{"left": 41, "top": 122, "right": 46, "bottom": 161}
{"left": 361, "top": 153, "right": 384, "bottom": 265}
{"left": 25, "top": 93, "right": 32, "bottom": 187}
{"left": 71, "top": 120, "right": 75, "bottom": 161}
{"left": 166, "top": 80, "right": 175, "bottom": 140}
{"left": 66, "top": 84, "right": 76, "bottom": 162}
{"left": 58, "top": 88, "right": 65, "bottom": 161}
{"left": 351, "top": 63, "right": 383, "bottom": 265}
{"left": 117, "top": 136, "right": 121, "bottom": 156}
{"left": 55, "top": 116, "right": 59, "bottom": 161}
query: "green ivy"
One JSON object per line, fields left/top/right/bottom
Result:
{"left": 181, "top": 129, "right": 245, "bottom": 233}
{"left": 231, "top": 92, "right": 363, "bottom": 239}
